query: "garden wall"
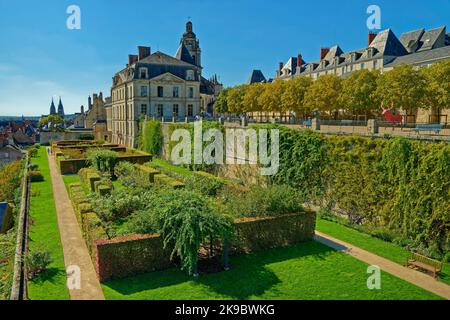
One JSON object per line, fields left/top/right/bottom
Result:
{"left": 94, "top": 212, "right": 316, "bottom": 281}
{"left": 57, "top": 151, "right": 153, "bottom": 174}
{"left": 40, "top": 131, "right": 94, "bottom": 145}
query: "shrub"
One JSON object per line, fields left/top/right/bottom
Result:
{"left": 28, "top": 170, "right": 44, "bottom": 182}
{"left": 79, "top": 134, "right": 95, "bottom": 140}
{"left": 86, "top": 149, "right": 118, "bottom": 175}
{"left": 221, "top": 184, "right": 304, "bottom": 218}
{"left": 27, "top": 248, "right": 52, "bottom": 279}
{"left": 154, "top": 174, "right": 185, "bottom": 189}
{"left": 115, "top": 162, "right": 152, "bottom": 189}
{"left": 28, "top": 146, "right": 39, "bottom": 158}
{"left": 185, "top": 172, "right": 225, "bottom": 197}
{"left": 78, "top": 203, "right": 93, "bottom": 214}
{"left": 0, "top": 161, "right": 22, "bottom": 202}
{"left": 90, "top": 189, "right": 153, "bottom": 222}
{"left": 28, "top": 163, "right": 39, "bottom": 171}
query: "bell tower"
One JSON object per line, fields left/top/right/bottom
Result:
{"left": 180, "top": 20, "right": 202, "bottom": 69}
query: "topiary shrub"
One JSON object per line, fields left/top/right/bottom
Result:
{"left": 28, "top": 170, "right": 44, "bottom": 182}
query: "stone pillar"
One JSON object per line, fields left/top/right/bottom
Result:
{"left": 185, "top": 117, "right": 189, "bottom": 124}
{"left": 218, "top": 117, "right": 224, "bottom": 125}
{"left": 367, "top": 119, "right": 379, "bottom": 135}
{"left": 172, "top": 116, "right": 176, "bottom": 123}
{"left": 312, "top": 118, "right": 320, "bottom": 131}
{"left": 241, "top": 116, "right": 248, "bottom": 127}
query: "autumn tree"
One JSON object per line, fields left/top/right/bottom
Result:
{"left": 258, "top": 79, "right": 286, "bottom": 114}
{"left": 303, "top": 75, "right": 342, "bottom": 118}
{"left": 227, "top": 85, "right": 248, "bottom": 114}
{"left": 375, "top": 65, "right": 426, "bottom": 115}
{"left": 243, "top": 83, "right": 265, "bottom": 112}
{"left": 280, "top": 76, "right": 312, "bottom": 119}
{"left": 338, "top": 69, "right": 379, "bottom": 117}
{"left": 421, "top": 60, "right": 450, "bottom": 122}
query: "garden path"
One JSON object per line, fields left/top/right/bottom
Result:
{"left": 315, "top": 231, "right": 450, "bottom": 300}
{"left": 47, "top": 150, "right": 105, "bottom": 300}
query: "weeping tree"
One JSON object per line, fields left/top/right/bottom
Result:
{"left": 87, "top": 149, "right": 119, "bottom": 177}
{"left": 151, "top": 189, "right": 233, "bottom": 276}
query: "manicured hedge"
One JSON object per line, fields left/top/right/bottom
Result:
{"left": 231, "top": 212, "right": 316, "bottom": 254}
{"left": 82, "top": 212, "right": 108, "bottom": 259}
{"left": 93, "top": 212, "right": 315, "bottom": 281}
{"left": 154, "top": 173, "right": 185, "bottom": 189}
{"left": 95, "top": 234, "right": 172, "bottom": 281}
{"left": 136, "top": 165, "right": 160, "bottom": 183}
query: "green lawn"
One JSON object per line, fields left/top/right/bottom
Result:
{"left": 316, "top": 218, "right": 450, "bottom": 285}
{"left": 102, "top": 241, "right": 441, "bottom": 300}
{"left": 27, "top": 148, "right": 70, "bottom": 300}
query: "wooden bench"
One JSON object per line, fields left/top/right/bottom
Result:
{"left": 406, "top": 252, "right": 443, "bottom": 279}
{"left": 414, "top": 124, "right": 442, "bottom": 134}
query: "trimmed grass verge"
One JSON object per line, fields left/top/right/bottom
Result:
{"left": 316, "top": 218, "right": 450, "bottom": 285}
{"left": 27, "top": 148, "right": 70, "bottom": 300}
{"left": 102, "top": 241, "right": 441, "bottom": 300}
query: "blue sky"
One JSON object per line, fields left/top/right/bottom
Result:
{"left": 0, "top": 0, "right": 449, "bottom": 116}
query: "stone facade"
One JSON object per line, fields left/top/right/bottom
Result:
{"left": 73, "top": 92, "right": 108, "bottom": 130}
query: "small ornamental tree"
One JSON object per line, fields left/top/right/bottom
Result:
{"left": 151, "top": 189, "right": 233, "bottom": 275}
{"left": 87, "top": 149, "right": 119, "bottom": 177}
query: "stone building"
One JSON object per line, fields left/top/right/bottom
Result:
{"left": 272, "top": 26, "right": 450, "bottom": 123}
{"left": 73, "top": 92, "right": 108, "bottom": 129}
{"left": 109, "top": 21, "right": 222, "bottom": 147}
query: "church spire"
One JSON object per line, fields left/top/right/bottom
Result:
{"left": 57, "top": 97, "right": 65, "bottom": 118}
{"left": 50, "top": 98, "right": 56, "bottom": 115}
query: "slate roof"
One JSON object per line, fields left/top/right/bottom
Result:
{"left": 247, "top": 70, "right": 267, "bottom": 84}
{"left": 115, "top": 51, "right": 200, "bottom": 84}
{"left": 417, "top": 26, "right": 446, "bottom": 52}
{"left": 400, "top": 28, "right": 425, "bottom": 53}
{"left": 175, "top": 43, "right": 196, "bottom": 65}
{"left": 369, "top": 29, "right": 407, "bottom": 57}
{"left": 385, "top": 45, "right": 450, "bottom": 68}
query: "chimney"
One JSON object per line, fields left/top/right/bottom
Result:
{"left": 128, "top": 54, "right": 138, "bottom": 65}
{"left": 320, "top": 48, "right": 330, "bottom": 60}
{"left": 278, "top": 62, "right": 284, "bottom": 76}
{"left": 138, "top": 46, "right": 151, "bottom": 60}
{"left": 368, "top": 32, "right": 377, "bottom": 46}
{"left": 297, "top": 54, "right": 303, "bottom": 67}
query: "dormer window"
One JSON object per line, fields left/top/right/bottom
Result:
{"left": 350, "top": 53, "right": 356, "bottom": 63}
{"left": 139, "top": 68, "right": 148, "bottom": 79}
{"left": 334, "top": 57, "right": 340, "bottom": 66}
{"left": 367, "top": 47, "right": 375, "bottom": 58}
{"left": 186, "top": 70, "right": 194, "bottom": 81}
